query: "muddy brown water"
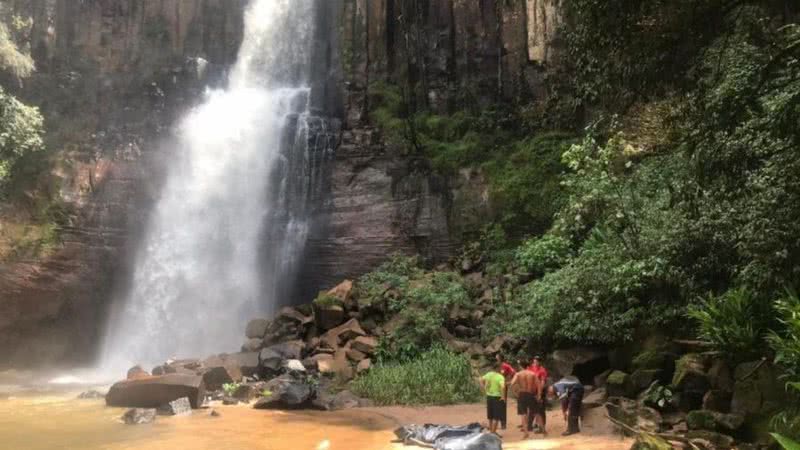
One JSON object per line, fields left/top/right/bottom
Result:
{"left": 0, "top": 372, "right": 630, "bottom": 450}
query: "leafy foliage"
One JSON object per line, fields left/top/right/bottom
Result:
{"left": 515, "top": 233, "right": 572, "bottom": 276}
{"left": 351, "top": 346, "right": 480, "bottom": 406}
{"left": 0, "top": 85, "right": 43, "bottom": 188}
{"left": 688, "top": 288, "right": 773, "bottom": 361}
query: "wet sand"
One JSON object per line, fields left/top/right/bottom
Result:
{"left": 0, "top": 383, "right": 629, "bottom": 450}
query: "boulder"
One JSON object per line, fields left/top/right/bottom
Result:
{"left": 606, "top": 397, "right": 639, "bottom": 433}
{"left": 259, "top": 348, "right": 284, "bottom": 372}
{"left": 594, "top": 369, "right": 612, "bottom": 388}
{"left": 687, "top": 410, "right": 744, "bottom": 433}
{"left": 201, "top": 355, "right": 243, "bottom": 390}
{"left": 311, "top": 353, "right": 334, "bottom": 368}
{"left": 127, "top": 365, "right": 150, "bottom": 380}
{"left": 77, "top": 390, "right": 104, "bottom": 399}
{"left": 284, "top": 359, "right": 306, "bottom": 372}
{"left": 222, "top": 396, "right": 239, "bottom": 405}
{"left": 277, "top": 307, "right": 314, "bottom": 326}
{"left": 357, "top": 359, "right": 371, "bottom": 373}
{"left": 245, "top": 319, "right": 270, "bottom": 339}
{"left": 122, "top": 408, "right": 156, "bottom": 425}
{"left": 631, "top": 434, "right": 672, "bottom": 450}
{"left": 672, "top": 354, "right": 709, "bottom": 394}
{"left": 686, "top": 430, "right": 735, "bottom": 449}
{"left": 702, "top": 390, "right": 732, "bottom": 413}
{"left": 229, "top": 352, "right": 260, "bottom": 377}
{"left": 268, "top": 340, "right": 305, "bottom": 360}
{"left": 233, "top": 383, "right": 262, "bottom": 402}
{"left": 350, "top": 336, "right": 378, "bottom": 355}
{"left": 312, "top": 390, "right": 366, "bottom": 411}
{"left": 106, "top": 373, "right": 206, "bottom": 409}
{"left": 315, "top": 305, "right": 345, "bottom": 331}
{"left": 326, "top": 280, "right": 354, "bottom": 305}
{"left": 253, "top": 375, "right": 314, "bottom": 409}
{"left": 242, "top": 338, "right": 263, "bottom": 353}
{"left": 484, "top": 336, "right": 508, "bottom": 355}
{"left": 582, "top": 387, "right": 607, "bottom": 409}
{"left": 630, "top": 369, "right": 662, "bottom": 392}
{"left": 157, "top": 397, "right": 191, "bottom": 416}
{"left": 731, "top": 360, "right": 783, "bottom": 417}
{"left": 320, "top": 319, "right": 366, "bottom": 349}
{"left": 606, "top": 370, "right": 635, "bottom": 398}
{"left": 551, "top": 347, "right": 607, "bottom": 378}
{"left": 637, "top": 406, "right": 663, "bottom": 433}
{"left": 346, "top": 347, "right": 367, "bottom": 362}
{"left": 707, "top": 359, "right": 733, "bottom": 392}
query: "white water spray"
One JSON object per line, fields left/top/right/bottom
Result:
{"left": 100, "top": 0, "right": 324, "bottom": 373}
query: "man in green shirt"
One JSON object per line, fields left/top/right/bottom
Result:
{"left": 480, "top": 360, "right": 507, "bottom": 435}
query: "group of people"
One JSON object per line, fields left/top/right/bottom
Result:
{"left": 479, "top": 354, "right": 584, "bottom": 439}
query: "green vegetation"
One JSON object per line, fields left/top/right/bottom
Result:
{"left": 222, "top": 382, "right": 241, "bottom": 397}
{"left": 313, "top": 291, "right": 342, "bottom": 308}
{"left": 351, "top": 346, "right": 480, "bottom": 406}
{"left": 688, "top": 288, "right": 772, "bottom": 362}
{"left": 355, "top": 255, "right": 471, "bottom": 362}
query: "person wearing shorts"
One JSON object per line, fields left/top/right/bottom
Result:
{"left": 480, "top": 360, "right": 507, "bottom": 435}
{"left": 510, "top": 367, "right": 544, "bottom": 438}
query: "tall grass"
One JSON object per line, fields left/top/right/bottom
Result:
{"left": 351, "top": 347, "right": 481, "bottom": 406}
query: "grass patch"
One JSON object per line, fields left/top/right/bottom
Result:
{"left": 350, "top": 346, "right": 481, "bottom": 406}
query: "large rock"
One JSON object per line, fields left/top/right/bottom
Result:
{"left": 315, "top": 304, "right": 346, "bottom": 331}
{"left": 326, "top": 280, "right": 354, "bottom": 305}
{"left": 582, "top": 387, "right": 607, "bottom": 409}
{"left": 229, "top": 352, "right": 260, "bottom": 377}
{"left": 245, "top": 319, "right": 270, "bottom": 339}
{"left": 122, "top": 408, "right": 156, "bottom": 425}
{"left": 350, "top": 336, "right": 378, "bottom": 355}
{"left": 242, "top": 338, "right": 264, "bottom": 353}
{"left": 606, "top": 396, "right": 640, "bottom": 433}
{"left": 672, "top": 354, "right": 709, "bottom": 393}
{"left": 267, "top": 341, "right": 305, "bottom": 360}
{"left": 731, "top": 360, "right": 783, "bottom": 417}
{"left": 551, "top": 347, "right": 607, "bottom": 378}
{"left": 201, "top": 355, "right": 243, "bottom": 390}
{"left": 259, "top": 348, "right": 284, "bottom": 372}
{"left": 702, "top": 390, "right": 732, "bottom": 413}
{"left": 106, "top": 374, "right": 206, "bottom": 409}
{"left": 630, "top": 369, "right": 662, "bottom": 392}
{"left": 606, "top": 370, "right": 635, "bottom": 398}
{"left": 253, "top": 375, "right": 314, "bottom": 409}
{"left": 357, "top": 359, "right": 371, "bottom": 373}
{"left": 312, "top": 390, "right": 369, "bottom": 411}
{"left": 157, "top": 397, "right": 192, "bottom": 416}
{"left": 320, "top": 319, "right": 366, "bottom": 349}
{"left": 687, "top": 409, "right": 743, "bottom": 433}
{"left": 685, "top": 430, "right": 735, "bottom": 449}
{"left": 127, "top": 365, "right": 150, "bottom": 380}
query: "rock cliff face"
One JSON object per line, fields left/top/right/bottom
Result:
{"left": 0, "top": 0, "right": 563, "bottom": 367}
{"left": 0, "top": 0, "right": 246, "bottom": 368}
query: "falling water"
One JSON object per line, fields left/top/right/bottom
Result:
{"left": 100, "top": 0, "right": 331, "bottom": 372}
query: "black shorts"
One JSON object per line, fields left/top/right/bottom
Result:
{"left": 517, "top": 392, "right": 542, "bottom": 416}
{"left": 486, "top": 396, "right": 505, "bottom": 421}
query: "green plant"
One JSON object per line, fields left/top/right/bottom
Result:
{"left": 261, "top": 389, "right": 272, "bottom": 398}
{"left": 688, "top": 288, "right": 771, "bottom": 361}
{"left": 772, "top": 433, "right": 800, "bottom": 450}
{"left": 222, "top": 382, "right": 241, "bottom": 397}
{"left": 351, "top": 346, "right": 480, "bottom": 406}
{"left": 768, "top": 291, "right": 800, "bottom": 440}
{"left": 515, "top": 233, "right": 572, "bottom": 275}
{"left": 313, "top": 291, "right": 341, "bottom": 308}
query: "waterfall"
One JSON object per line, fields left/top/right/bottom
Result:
{"left": 100, "top": 0, "right": 332, "bottom": 372}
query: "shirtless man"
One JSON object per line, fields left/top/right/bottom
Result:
{"left": 510, "top": 367, "right": 544, "bottom": 438}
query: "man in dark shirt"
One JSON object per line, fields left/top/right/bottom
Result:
{"left": 552, "top": 376, "right": 584, "bottom": 436}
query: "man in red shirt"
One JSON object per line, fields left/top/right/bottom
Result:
{"left": 496, "top": 354, "right": 515, "bottom": 430}
{"left": 526, "top": 355, "right": 548, "bottom": 433}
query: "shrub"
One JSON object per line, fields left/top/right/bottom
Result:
{"left": 222, "top": 382, "right": 241, "bottom": 397}
{"left": 313, "top": 291, "right": 341, "bottom": 308}
{"left": 687, "top": 288, "right": 772, "bottom": 362}
{"left": 515, "top": 233, "right": 572, "bottom": 275}
{"left": 350, "top": 346, "right": 481, "bottom": 406}
{"left": 768, "top": 291, "right": 800, "bottom": 440}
